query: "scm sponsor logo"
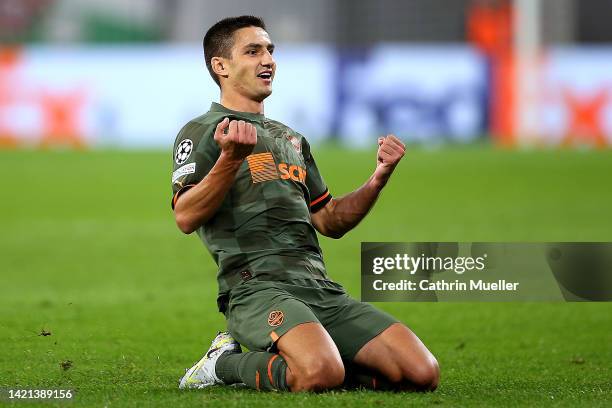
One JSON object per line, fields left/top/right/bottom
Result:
{"left": 278, "top": 163, "right": 306, "bottom": 183}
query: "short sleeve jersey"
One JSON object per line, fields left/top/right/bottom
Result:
{"left": 171, "top": 103, "right": 333, "bottom": 310}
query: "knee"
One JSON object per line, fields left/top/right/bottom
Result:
{"left": 293, "top": 357, "right": 345, "bottom": 392}
{"left": 403, "top": 356, "right": 440, "bottom": 392}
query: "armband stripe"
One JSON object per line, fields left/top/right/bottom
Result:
{"left": 310, "top": 190, "right": 332, "bottom": 213}
{"left": 310, "top": 190, "right": 330, "bottom": 207}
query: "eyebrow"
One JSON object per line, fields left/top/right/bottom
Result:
{"left": 243, "top": 43, "right": 275, "bottom": 52}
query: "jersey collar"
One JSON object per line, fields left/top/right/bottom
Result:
{"left": 209, "top": 102, "right": 266, "bottom": 123}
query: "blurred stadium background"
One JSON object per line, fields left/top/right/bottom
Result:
{"left": 1, "top": 1, "right": 611, "bottom": 406}
{"left": 2, "top": 0, "right": 612, "bottom": 148}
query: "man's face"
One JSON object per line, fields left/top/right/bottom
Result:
{"left": 223, "top": 26, "right": 276, "bottom": 102}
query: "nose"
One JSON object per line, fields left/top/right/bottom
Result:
{"left": 261, "top": 50, "right": 275, "bottom": 69}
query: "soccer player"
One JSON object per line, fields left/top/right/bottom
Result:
{"left": 171, "top": 16, "right": 439, "bottom": 392}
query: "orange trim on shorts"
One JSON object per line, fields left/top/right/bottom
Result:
{"left": 310, "top": 190, "right": 330, "bottom": 207}
{"left": 255, "top": 371, "right": 260, "bottom": 391}
{"left": 372, "top": 376, "right": 377, "bottom": 390}
{"left": 270, "top": 331, "right": 279, "bottom": 342}
{"left": 267, "top": 355, "right": 279, "bottom": 386}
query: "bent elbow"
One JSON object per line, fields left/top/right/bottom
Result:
{"left": 177, "top": 219, "right": 195, "bottom": 235}
{"left": 314, "top": 218, "right": 346, "bottom": 239}
{"left": 175, "top": 212, "right": 196, "bottom": 234}
{"left": 328, "top": 230, "right": 345, "bottom": 239}
{"left": 320, "top": 227, "right": 345, "bottom": 239}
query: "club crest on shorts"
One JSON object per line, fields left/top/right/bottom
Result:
{"left": 268, "top": 310, "right": 284, "bottom": 327}
{"left": 175, "top": 139, "right": 193, "bottom": 165}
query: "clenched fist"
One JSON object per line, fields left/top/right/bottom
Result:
{"left": 214, "top": 118, "right": 257, "bottom": 161}
{"left": 374, "top": 134, "right": 405, "bottom": 184}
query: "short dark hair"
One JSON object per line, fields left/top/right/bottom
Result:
{"left": 203, "top": 16, "right": 267, "bottom": 87}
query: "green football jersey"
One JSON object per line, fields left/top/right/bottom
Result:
{"left": 171, "top": 103, "right": 333, "bottom": 311}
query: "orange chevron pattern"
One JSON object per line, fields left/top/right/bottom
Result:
{"left": 246, "top": 152, "right": 279, "bottom": 183}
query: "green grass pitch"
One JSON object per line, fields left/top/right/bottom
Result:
{"left": 1, "top": 146, "right": 611, "bottom": 407}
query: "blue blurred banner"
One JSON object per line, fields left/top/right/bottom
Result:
{"left": 1, "top": 44, "right": 611, "bottom": 148}
{"left": 334, "top": 46, "right": 487, "bottom": 146}
{"left": 0, "top": 44, "right": 484, "bottom": 148}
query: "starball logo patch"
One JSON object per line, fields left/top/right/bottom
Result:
{"left": 175, "top": 139, "right": 193, "bottom": 165}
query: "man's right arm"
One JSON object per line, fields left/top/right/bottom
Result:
{"left": 174, "top": 118, "right": 257, "bottom": 234}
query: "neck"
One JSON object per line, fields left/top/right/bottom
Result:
{"left": 220, "top": 90, "right": 265, "bottom": 115}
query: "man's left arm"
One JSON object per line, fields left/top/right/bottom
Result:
{"left": 311, "top": 135, "right": 405, "bottom": 239}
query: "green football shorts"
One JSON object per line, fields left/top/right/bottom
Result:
{"left": 224, "top": 278, "right": 398, "bottom": 361}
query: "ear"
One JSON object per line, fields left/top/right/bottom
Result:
{"left": 211, "top": 56, "right": 229, "bottom": 79}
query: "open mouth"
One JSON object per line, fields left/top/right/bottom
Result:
{"left": 257, "top": 71, "right": 272, "bottom": 80}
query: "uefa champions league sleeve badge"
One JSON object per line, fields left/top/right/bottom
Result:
{"left": 175, "top": 139, "right": 194, "bottom": 165}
